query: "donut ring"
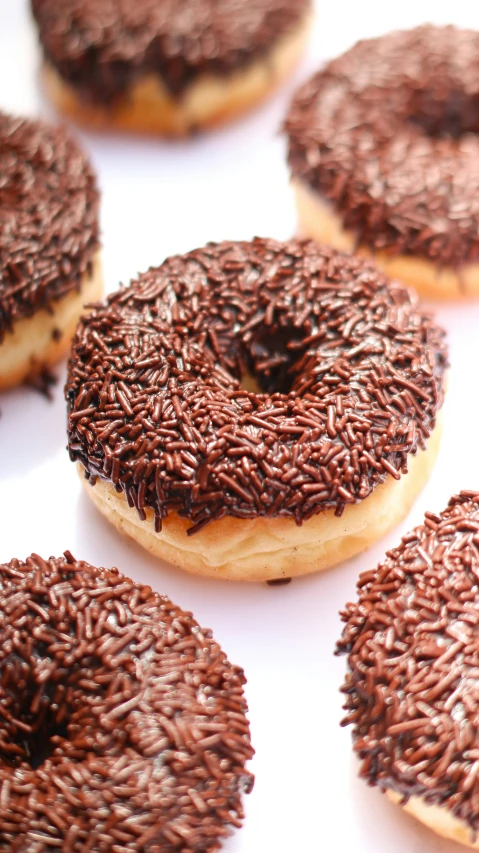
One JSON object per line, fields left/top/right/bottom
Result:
{"left": 32, "top": 0, "right": 312, "bottom": 136}
{"left": 285, "top": 25, "right": 479, "bottom": 299}
{"left": 0, "top": 111, "right": 101, "bottom": 390}
{"left": 66, "top": 238, "right": 446, "bottom": 582}
{"left": 0, "top": 552, "right": 254, "bottom": 851}
{"left": 337, "top": 491, "right": 479, "bottom": 849}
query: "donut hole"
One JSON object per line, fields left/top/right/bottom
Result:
{"left": 243, "top": 326, "right": 306, "bottom": 394}
{"left": 20, "top": 719, "right": 69, "bottom": 770}
{"left": 0, "top": 651, "right": 72, "bottom": 769}
{"left": 407, "top": 88, "right": 479, "bottom": 139}
{"left": 0, "top": 593, "right": 107, "bottom": 772}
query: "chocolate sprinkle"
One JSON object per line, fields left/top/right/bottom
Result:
{"left": 0, "top": 111, "right": 99, "bottom": 344}
{"left": 66, "top": 238, "right": 447, "bottom": 534}
{"left": 31, "top": 0, "right": 311, "bottom": 102}
{"left": 337, "top": 491, "right": 479, "bottom": 831}
{"left": 24, "top": 363, "right": 58, "bottom": 400}
{"left": 0, "top": 553, "right": 253, "bottom": 851}
{"left": 285, "top": 25, "right": 479, "bottom": 266}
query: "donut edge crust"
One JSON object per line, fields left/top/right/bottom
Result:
{"left": 41, "top": 15, "right": 311, "bottom": 136}
{"left": 292, "top": 178, "right": 479, "bottom": 301}
{"left": 78, "top": 416, "right": 442, "bottom": 582}
{"left": 386, "top": 790, "right": 479, "bottom": 849}
{"left": 0, "top": 252, "right": 103, "bottom": 390}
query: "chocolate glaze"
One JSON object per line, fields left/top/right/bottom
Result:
{"left": 285, "top": 25, "right": 479, "bottom": 266}
{"left": 66, "top": 238, "right": 446, "bottom": 535}
{"left": 0, "top": 553, "right": 253, "bottom": 851}
{"left": 337, "top": 491, "right": 479, "bottom": 830}
{"left": 31, "top": 0, "right": 310, "bottom": 102}
{"left": 0, "top": 111, "right": 99, "bottom": 343}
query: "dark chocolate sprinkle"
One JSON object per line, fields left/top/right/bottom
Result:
{"left": 31, "top": 0, "right": 311, "bottom": 102}
{"left": 24, "top": 364, "right": 58, "bottom": 400}
{"left": 0, "top": 111, "right": 99, "bottom": 343}
{"left": 285, "top": 25, "right": 479, "bottom": 266}
{"left": 337, "top": 491, "right": 479, "bottom": 831}
{"left": 66, "top": 238, "right": 447, "bottom": 533}
{"left": 0, "top": 553, "right": 253, "bottom": 851}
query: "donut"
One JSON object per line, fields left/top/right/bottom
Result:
{"left": 0, "top": 552, "right": 254, "bottom": 851}
{"left": 66, "top": 238, "right": 446, "bottom": 583}
{"left": 337, "top": 491, "right": 479, "bottom": 849}
{"left": 31, "top": 0, "right": 312, "bottom": 136}
{"left": 0, "top": 111, "right": 101, "bottom": 390}
{"left": 285, "top": 25, "right": 479, "bottom": 300}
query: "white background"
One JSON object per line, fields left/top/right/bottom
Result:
{"left": 1, "top": 1, "right": 479, "bottom": 851}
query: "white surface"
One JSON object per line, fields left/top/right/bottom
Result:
{"left": 1, "top": 2, "right": 479, "bottom": 851}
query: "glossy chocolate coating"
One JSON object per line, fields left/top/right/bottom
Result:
{"left": 66, "top": 238, "right": 446, "bottom": 534}
{"left": 286, "top": 25, "right": 479, "bottom": 266}
{"left": 0, "top": 111, "right": 99, "bottom": 342}
{"left": 0, "top": 553, "right": 253, "bottom": 851}
{"left": 32, "top": 0, "right": 310, "bottom": 102}
{"left": 338, "top": 492, "right": 479, "bottom": 830}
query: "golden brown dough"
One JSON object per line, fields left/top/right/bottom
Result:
{"left": 0, "top": 255, "right": 102, "bottom": 391}
{"left": 79, "top": 418, "right": 442, "bottom": 582}
{"left": 293, "top": 179, "right": 479, "bottom": 300}
{"left": 42, "top": 17, "right": 311, "bottom": 136}
{"left": 387, "top": 791, "right": 479, "bottom": 849}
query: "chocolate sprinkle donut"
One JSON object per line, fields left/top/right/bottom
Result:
{"left": 31, "top": 0, "right": 311, "bottom": 102}
{"left": 337, "top": 491, "right": 479, "bottom": 831}
{"left": 0, "top": 553, "right": 253, "bottom": 851}
{"left": 66, "top": 238, "right": 446, "bottom": 535}
{"left": 0, "top": 111, "right": 99, "bottom": 343}
{"left": 285, "top": 25, "right": 479, "bottom": 266}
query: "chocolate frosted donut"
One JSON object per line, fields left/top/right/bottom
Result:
{"left": 285, "top": 25, "right": 479, "bottom": 299}
{"left": 0, "top": 111, "right": 101, "bottom": 390}
{"left": 32, "top": 0, "right": 312, "bottom": 135}
{"left": 337, "top": 492, "right": 479, "bottom": 848}
{"left": 0, "top": 552, "right": 253, "bottom": 851}
{"left": 66, "top": 238, "right": 446, "bottom": 582}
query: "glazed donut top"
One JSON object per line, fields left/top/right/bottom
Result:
{"left": 31, "top": 0, "right": 310, "bottom": 101}
{"left": 66, "top": 238, "right": 446, "bottom": 534}
{"left": 337, "top": 491, "right": 479, "bottom": 829}
{"left": 0, "top": 552, "right": 253, "bottom": 851}
{"left": 0, "top": 111, "right": 99, "bottom": 342}
{"left": 285, "top": 25, "right": 479, "bottom": 266}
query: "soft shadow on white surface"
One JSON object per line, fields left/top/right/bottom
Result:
{"left": 0, "top": 369, "right": 67, "bottom": 478}
{"left": 349, "top": 752, "right": 474, "bottom": 853}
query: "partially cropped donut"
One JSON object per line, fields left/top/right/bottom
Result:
{"left": 0, "top": 111, "right": 101, "bottom": 390}
{"left": 0, "top": 552, "right": 253, "bottom": 851}
{"left": 66, "top": 238, "right": 446, "bottom": 582}
{"left": 31, "top": 0, "right": 312, "bottom": 136}
{"left": 337, "top": 491, "right": 479, "bottom": 849}
{"left": 285, "top": 25, "right": 479, "bottom": 299}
